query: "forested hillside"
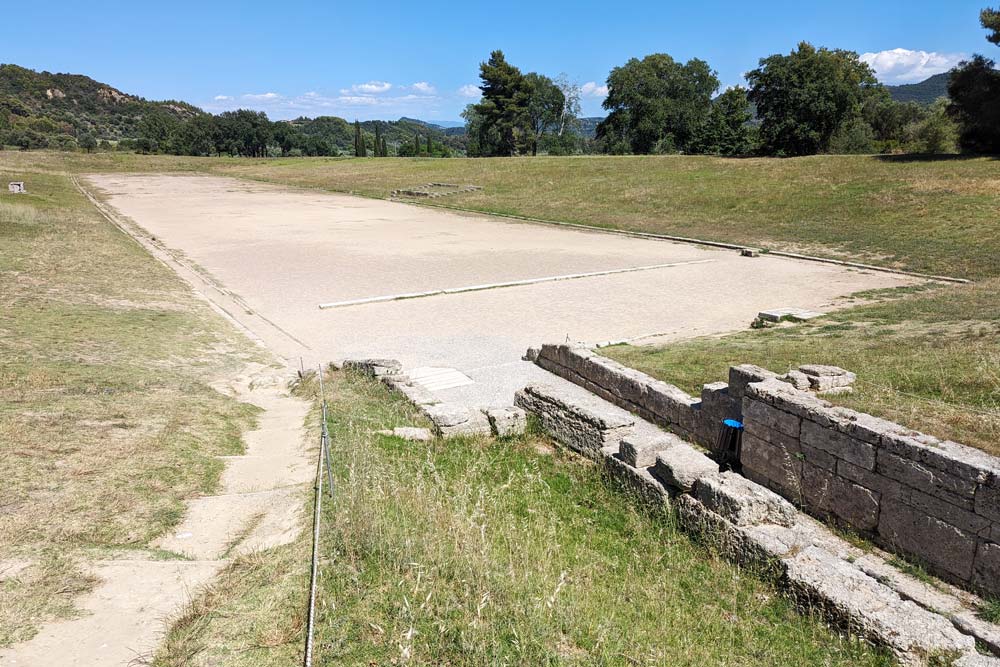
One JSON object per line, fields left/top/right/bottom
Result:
{"left": 885, "top": 73, "right": 950, "bottom": 104}
{"left": 0, "top": 64, "right": 202, "bottom": 149}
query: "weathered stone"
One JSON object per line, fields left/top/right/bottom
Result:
{"left": 977, "top": 481, "right": 1000, "bottom": 524}
{"left": 514, "top": 383, "right": 633, "bottom": 457}
{"left": 395, "top": 382, "right": 441, "bottom": 407}
{"left": 743, "top": 399, "right": 801, "bottom": 438}
{"left": 522, "top": 347, "right": 540, "bottom": 362}
{"left": 951, "top": 612, "right": 1000, "bottom": 656}
{"left": 801, "top": 443, "right": 838, "bottom": 471}
{"left": 603, "top": 455, "right": 669, "bottom": 506}
{"left": 377, "top": 427, "right": 433, "bottom": 442}
{"left": 799, "top": 364, "right": 857, "bottom": 391}
{"left": 782, "top": 545, "right": 975, "bottom": 663}
{"left": 740, "top": 247, "right": 760, "bottom": 257}
{"left": 740, "top": 433, "right": 802, "bottom": 496}
{"left": 778, "top": 370, "right": 812, "bottom": 391}
{"left": 837, "top": 459, "right": 911, "bottom": 502}
{"left": 881, "top": 433, "right": 997, "bottom": 485}
{"left": 801, "top": 463, "right": 880, "bottom": 531}
{"left": 955, "top": 652, "right": 1000, "bottom": 667}
{"left": 619, "top": 432, "right": 681, "bottom": 468}
{"left": 801, "top": 418, "right": 876, "bottom": 470}
{"left": 878, "top": 450, "right": 977, "bottom": 503}
{"left": 744, "top": 419, "right": 800, "bottom": 451}
{"left": 485, "top": 406, "right": 527, "bottom": 438}
{"left": 424, "top": 403, "right": 492, "bottom": 438}
{"left": 907, "top": 489, "right": 990, "bottom": 535}
{"left": 817, "top": 386, "right": 853, "bottom": 396}
{"left": 695, "top": 472, "right": 797, "bottom": 527}
{"left": 972, "top": 541, "right": 1000, "bottom": 596}
{"left": 342, "top": 358, "right": 403, "bottom": 377}
{"left": 879, "top": 499, "right": 978, "bottom": 580}
{"left": 652, "top": 444, "right": 718, "bottom": 493}
{"left": 729, "top": 364, "right": 778, "bottom": 405}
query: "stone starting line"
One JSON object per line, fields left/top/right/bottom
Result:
{"left": 317, "top": 258, "right": 717, "bottom": 310}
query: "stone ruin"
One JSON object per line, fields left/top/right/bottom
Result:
{"left": 8, "top": 181, "right": 26, "bottom": 194}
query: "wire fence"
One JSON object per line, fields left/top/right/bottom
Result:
{"left": 304, "top": 365, "right": 335, "bottom": 667}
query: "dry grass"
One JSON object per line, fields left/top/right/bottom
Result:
{"left": 1, "top": 151, "right": 999, "bottom": 278}
{"left": 0, "top": 169, "right": 262, "bottom": 644}
{"left": 157, "top": 370, "right": 893, "bottom": 666}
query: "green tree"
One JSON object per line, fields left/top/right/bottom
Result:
{"left": 468, "top": 50, "right": 531, "bottom": 156}
{"left": 596, "top": 53, "right": 719, "bottom": 154}
{"left": 381, "top": 136, "right": 388, "bottom": 157}
{"left": 747, "top": 42, "right": 880, "bottom": 156}
{"left": 948, "top": 55, "right": 1000, "bottom": 153}
{"left": 354, "top": 120, "right": 362, "bottom": 157}
{"left": 426, "top": 133, "right": 432, "bottom": 155}
{"left": 688, "top": 86, "right": 756, "bottom": 156}
{"left": 374, "top": 123, "right": 383, "bottom": 157}
{"left": 78, "top": 132, "right": 97, "bottom": 153}
{"left": 906, "top": 98, "right": 958, "bottom": 153}
{"left": 523, "top": 73, "right": 565, "bottom": 155}
{"left": 414, "top": 133, "right": 421, "bottom": 155}
{"left": 983, "top": 7, "right": 1000, "bottom": 44}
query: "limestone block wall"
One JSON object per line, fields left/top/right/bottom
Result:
{"left": 532, "top": 343, "right": 1000, "bottom": 596}
{"left": 742, "top": 378, "right": 1000, "bottom": 596}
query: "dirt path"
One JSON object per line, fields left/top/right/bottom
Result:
{"left": 0, "top": 197, "right": 314, "bottom": 666}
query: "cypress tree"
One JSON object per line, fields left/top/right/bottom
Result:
{"left": 426, "top": 133, "right": 432, "bottom": 155}
{"left": 414, "top": 133, "right": 421, "bottom": 155}
{"left": 381, "top": 137, "right": 388, "bottom": 157}
{"left": 354, "top": 120, "right": 362, "bottom": 157}
{"left": 374, "top": 124, "right": 382, "bottom": 157}
{"left": 360, "top": 130, "right": 367, "bottom": 157}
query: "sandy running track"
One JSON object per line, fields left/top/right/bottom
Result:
{"left": 83, "top": 173, "right": 920, "bottom": 410}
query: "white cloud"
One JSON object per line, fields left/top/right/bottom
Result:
{"left": 411, "top": 81, "right": 436, "bottom": 94}
{"left": 341, "top": 80, "right": 392, "bottom": 94}
{"left": 860, "top": 48, "right": 966, "bottom": 84}
{"left": 243, "top": 92, "right": 281, "bottom": 101}
{"left": 213, "top": 94, "right": 231, "bottom": 101}
{"left": 458, "top": 84, "right": 481, "bottom": 98}
{"left": 580, "top": 81, "right": 608, "bottom": 98}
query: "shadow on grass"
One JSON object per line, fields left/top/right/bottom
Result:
{"left": 872, "top": 152, "right": 1000, "bottom": 163}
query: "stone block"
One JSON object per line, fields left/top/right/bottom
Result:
{"left": 802, "top": 463, "right": 880, "bottom": 531}
{"left": 652, "top": 444, "right": 718, "bottom": 493}
{"left": 728, "top": 364, "right": 778, "bottom": 405}
{"left": 514, "top": 383, "right": 633, "bottom": 457}
{"left": 782, "top": 546, "right": 974, "bottom": 662}
{"left": 424, "top": 403, "right": 492, "bottom": 438}
{"left": 522, "top": 347, "right": 540, "bottom": 362}
{"left": 485, "top": 407, "right": 527, "bottom": 438}
{"left": 976, "top": 480, "right": 1000, "bottom": 524}
{"left": 878, "top": 450, "right": 977, "bottom": 504}
{"left": 743, "top": 399, "right": 801, "bottom": 438}
{"left": 955, "top": 652, "right": 1000, "bottom": 667}
{"left": 395, "top": 382, "right": 440, "bottom": 407}
{"left": 907, "top": 490, "right": 991, "bottom": 537}
{"left": 778, "top": 370, "right": 812, "bottom": 391}
{"left": 377, "top": 427, "right": 433, "bottom": 442}
{"left": 881, "top": 432, "right": 997, "bottom": 485}
{"left": 739, "top": 433, "right": 802, "bottom": 496}
{"left": 694, "top": 471, "right": 797, "bottom": 527}
{"left": 837, "top": 459, "right": 910, "bottom": 503}
{"left": 973, "top": 541, "right": 1000, "bottom": 596}
{"left": 342, "top": 358, "right": 403, "bottom": 377}
{"left": 801, "top": 443, "right": 838, "bottom": 471}
{"left": 801, "top": 419, "right": 876, "bottom": 470}
{"left": 799, "top": 364, "right": 856, "bottom": 391}
{"left": 603, "top": 455, "right": 669, "bottom": 506}
{"left": 878, "top": 499, "right": 978, "bottom": 580}
{"left": 619, "top": 432, "right": 682, "bottom": 468}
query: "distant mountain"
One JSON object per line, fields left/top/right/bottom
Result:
{"left": 575, "top": 117, "right": 604, "bottom": 139}
{"left": 289, "top": 115, "right": 465, "bottom": 153}
{"left": 0, "top": 63, "right": 203, "bottom": 146}
{"left": 885, "top": 73, "right": 950, "bottom": 105}
{"left": 399, "top": 117, "right": 466, "bottom": 135}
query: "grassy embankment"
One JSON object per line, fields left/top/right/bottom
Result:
{"left": 156, "top": 369, "right": 891, "bottom": 667}
{"left": 0, "top": 168, "right": 261, "bottom": 645}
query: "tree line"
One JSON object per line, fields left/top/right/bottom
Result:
{"left": 469, "top": 7, "right": 1000, "bottom": 157}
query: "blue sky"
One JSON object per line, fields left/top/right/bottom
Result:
{"left": 4, "top": 1, "right": 994, "bottom": 121}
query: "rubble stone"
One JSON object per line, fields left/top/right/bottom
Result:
{"left": 652, "top": 445, "right": 718, "bottom": 493}
{"left": 485, "top": 406, "right": 527, "bottom": 438}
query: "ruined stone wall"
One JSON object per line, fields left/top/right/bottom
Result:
{"left": 532, "top": 343, "right": 1000, "bottom": 596}
{"left": 742, "top": 378, "right": 1000, "bottom": 596}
